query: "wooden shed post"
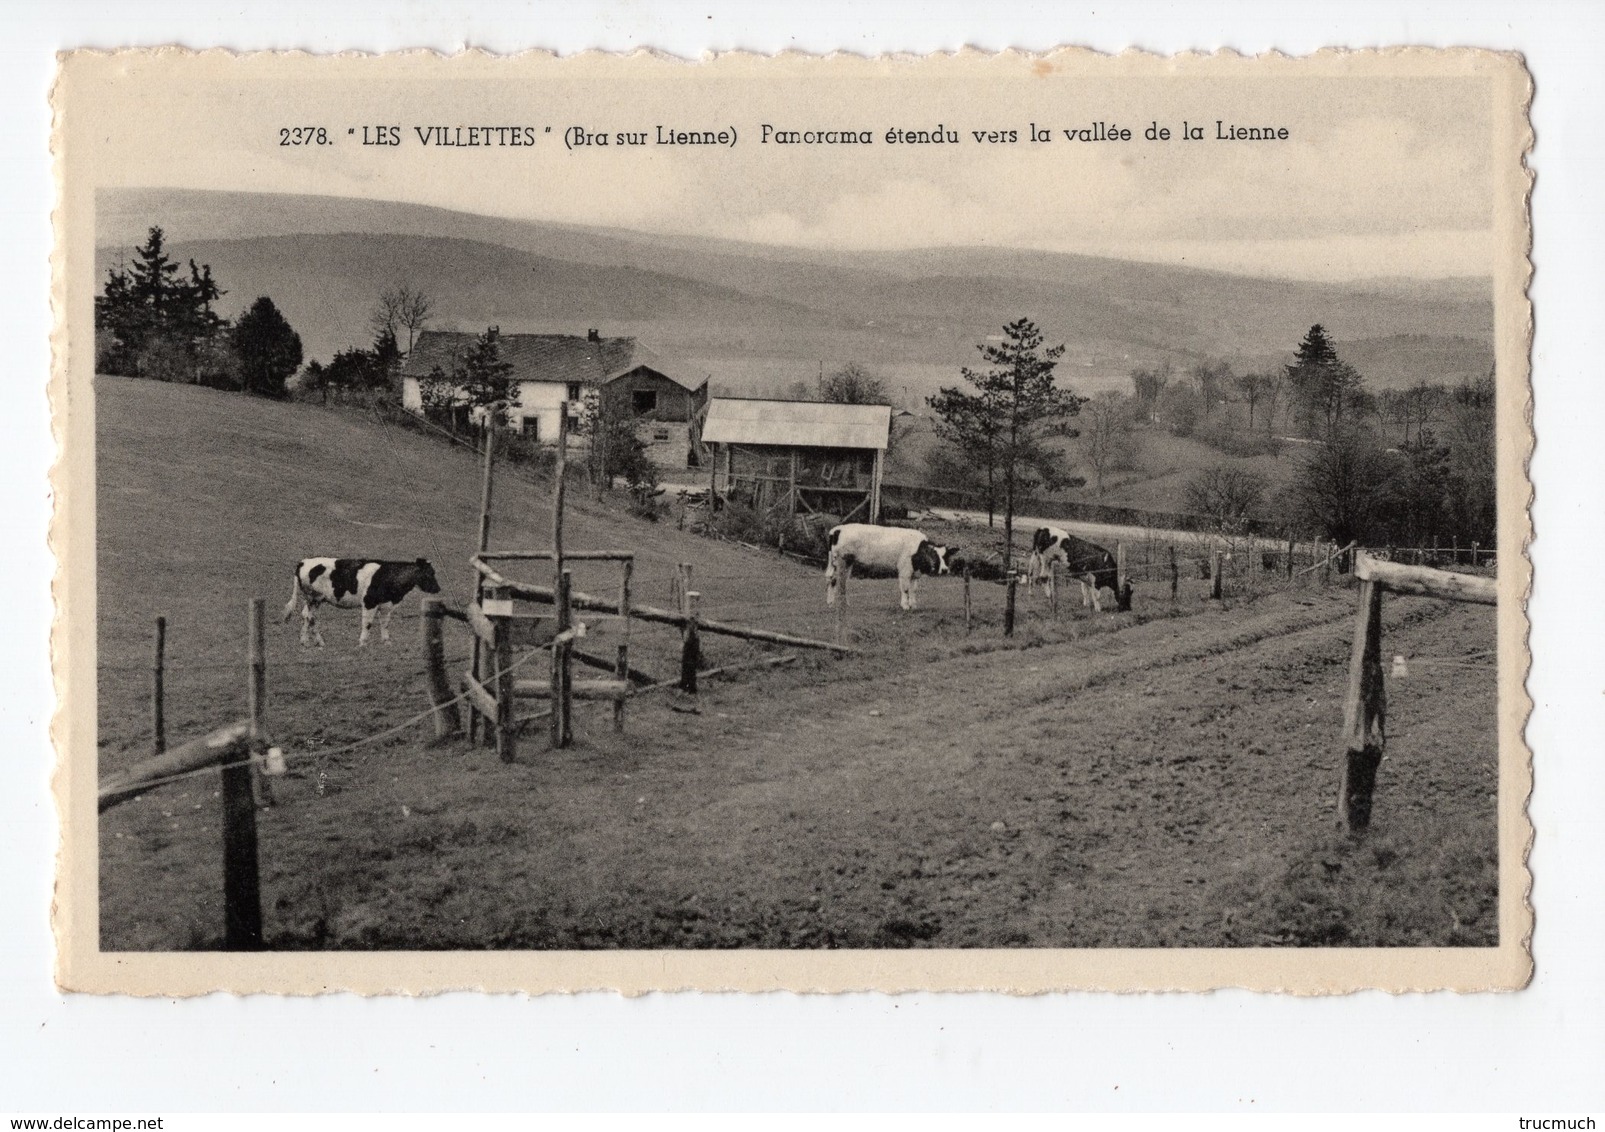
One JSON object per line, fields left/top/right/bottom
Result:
{"left": 1210, "top": 550, "right": 1223, "bottom": 600}
{"left": 870, "top": 448, "right": 884, "bottom": 525}
{"left": 1338, "top": 578, "right": 1387, "bottom": 832}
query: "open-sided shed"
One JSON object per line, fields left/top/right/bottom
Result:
{"left": 702, "top": 398, "right": 892, "bottom": 525}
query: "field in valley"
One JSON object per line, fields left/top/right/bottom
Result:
{"left": 94, "top": 378, "right": 1500, "bottom": 951}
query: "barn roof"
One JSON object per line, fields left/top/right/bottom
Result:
{"left": 702, "top": 398, "right": 891, "bottom": 451}
{"left": 400, "top": 330, "right": 705, "bottom": 392}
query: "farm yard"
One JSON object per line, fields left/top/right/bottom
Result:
{"left": 96, "top": 376, "right": 1499, "bottom": 951}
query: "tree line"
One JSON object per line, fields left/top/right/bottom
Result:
{"left": 918, "top": 318, "right": 1497, "bottom": 558}
{"left": 95, "top": 227, "right": 303, "bottom": 397}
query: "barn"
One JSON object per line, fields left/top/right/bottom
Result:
{"left": 702, "top": 397, "right": 892, "bottom": 525}
{"left": 399, "top": 329, "right": 710, "bottom": 469}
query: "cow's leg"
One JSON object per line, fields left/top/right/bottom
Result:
{"left": 358, "top": 606, "right": 375, "bottom": 647}
{"left": 301, "top": 601, "right": 325, "bottom": 648}
{"left": 899, "top": 563, "right": 915, "bottom": 611}
{"left": 379, "top": 603, "right": 396, "bottom": 644}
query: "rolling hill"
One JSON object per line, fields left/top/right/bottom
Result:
{"left": 96, "top": 187, "right": 1494, "bottom": 401}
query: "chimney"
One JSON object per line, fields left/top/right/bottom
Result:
{"left": 587, "top": 328, "right": 601, "bottom": 343}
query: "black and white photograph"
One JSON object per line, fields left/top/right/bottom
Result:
{"left": 53, "top": 47, "right": 1532, "bottom": 993}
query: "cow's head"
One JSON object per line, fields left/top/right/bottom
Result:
{"left": 415, "top": 557, "right": 442, "bottom": 594}
{"left": 914, "top": 541, "right": 957, "bottom": 576}
{"left": 1031, "top": 527, "right": 1060, "bottom": 555}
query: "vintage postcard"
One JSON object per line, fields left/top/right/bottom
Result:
{"left": 52, "top": 47, "right": 1533, "bottom": 994}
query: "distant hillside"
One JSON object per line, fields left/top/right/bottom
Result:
{"left": 96, "top": 187, "right": 1495, "bottom": 401}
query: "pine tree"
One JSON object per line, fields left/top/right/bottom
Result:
{"left": 453, "top": 327, "right": 517, "bottom": 426}
{"left": 1285, "top": 324, "right": 1364, "bottom": 436}
{"left": 928, "top": 318, "right": 1083, "bottom": 568}
{"left": 94, "top": 226, "right": 228, "bottom": 379}
{"left": 231, "top": 296, "right": 303, "bottom": 398}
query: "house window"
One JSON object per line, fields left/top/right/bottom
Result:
{"left": 566, "top": 383, "right": 582, "bottom": 403}
{"left": 521, "top": 417, "right": 539, "bottom": 440}
{"left": 633, "top": 390, "right": 659, "bottom": 415}
{"left": 653, "top": 428, "right": 671, "bottom": 442}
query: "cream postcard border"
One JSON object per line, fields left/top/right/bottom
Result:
{"left": 50, "top": 46, "right": 1535, "bottom": 995}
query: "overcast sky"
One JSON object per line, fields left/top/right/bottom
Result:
{"left": 73, "top": 53, "right": 1507, "bottom": 280}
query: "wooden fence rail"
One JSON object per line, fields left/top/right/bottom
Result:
{"left": 1337, "top": 550, "right": 1498, "bottom": 833}
{"left": 99, "top": 597, "right": 274, "bottom": 950}
{"left": 473, "top": 559, "right": 858, "bottom": 655}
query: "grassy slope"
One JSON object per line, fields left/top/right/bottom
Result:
{"left": 97, "top": 378, "right": 1498, "bottom": 951}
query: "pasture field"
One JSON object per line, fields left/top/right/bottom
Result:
{"left": 95, "top": 377, "right": 1498, "bottom": 950}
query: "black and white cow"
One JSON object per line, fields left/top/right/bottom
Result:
{"left": 282, "top": 557, "right": 442, "bottom": 647}
{"left": 1026, "top": 526, "right": 1132, "bottom": 613}
{"left": 825, "top": 523, "right": 957, "bottom": 611}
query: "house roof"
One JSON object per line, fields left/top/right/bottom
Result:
{"left": 702, "top": 398, "right": 891, "bottom": 451}
{"left": 400, "top": 330, "right": 704, "bottom": 392}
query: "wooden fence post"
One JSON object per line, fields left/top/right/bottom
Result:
{"left": 553, "top": 401, "right": 569, "bottom": 573}
{"left": 1338, "top": 578, "right": 1387, "bottom": 832}
{"left": 485, "top": 586, "right": 516, "bottom": 763}
{"left": 1049, "top": 562, "right": 1061, "bottom": 619}
{"left": 151, "top": 615, "right": 166, "bottom": 756}
{"left": 550, "top": 570, "right": 574, "bottom": 747}
{"left": 421, "top": 598, "right": 462, "bottom": 740}
{"left": 469, "top": 427, "right": 497, "bottom": 746}
{"left": 680, "top": 589, "right": 702, "bottom": 695}
{"left": 834, "top": 557, "right": 849, "bottom": 646}
{"left": 1004, "top": 573, "right": 1018, "bottom": 637}
{"left": 1323, "top": 541, "right": 1334, "bottom": 586}
{"left": 963, "top": 567, "right": 972, "bottom": 634}
{"left": 1116, "top": 541, "right": 1127, "bottom": 591}
{"left": 247, "top": 598, "right": 273, "bottom": 808}
{"left": 1169, "top": 545, "right": 1178, "bottom": 602}
{"left": 223, "top": 599, "right": 265, "bottom": 950}
{"left": 1286, "top": 532, "right": 1296, "bottom": 581}
{"left": 1210, "top": 550, "right": 1223, "bottom": 600}
{"left": 614, "top": 558, "right": 632, "bottom": 733}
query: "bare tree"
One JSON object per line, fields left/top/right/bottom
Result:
{"left": 821, "top": 361, "right": 890, "bottom": 405}
{"left": 1233, "top": 372, "right": 1271, "bottom": 429}
{"left": 1129, "top": 360, "right": 1172, "bottom": 423}
{"left": 371, "top": 283, "right": 434, "bottom": 352}
{"left": 1184, "top": 465, "right": 1267, "bottom": 531}
{"left": 1262, "top": 369, "right": 1286, "bottom": 435}
{"left": 1081, "top": 390, "right": 1136, "bottom": 496}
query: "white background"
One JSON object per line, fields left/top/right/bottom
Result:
{"left": 2, "top": 1, "right": 1601, "bottom": 1113}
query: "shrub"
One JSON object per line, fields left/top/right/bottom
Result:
{"left": 1194, "top": 419, "right": 1283, "bottom": 458}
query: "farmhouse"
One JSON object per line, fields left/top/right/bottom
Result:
{"left": 398, "top": 329, "right": 710, "bottom": 469}
{"left": 702, "top": 397, "right": 891, "bottom": 525}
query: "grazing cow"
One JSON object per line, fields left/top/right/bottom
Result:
{"left": 282, "top": 557, "right": 442, "bottom": 647}
{"left": 825, "top": 523, "right": 957, "bottom": 611}
{"left": 1026, "top": 526, "right": 1130, "bottom": 612}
